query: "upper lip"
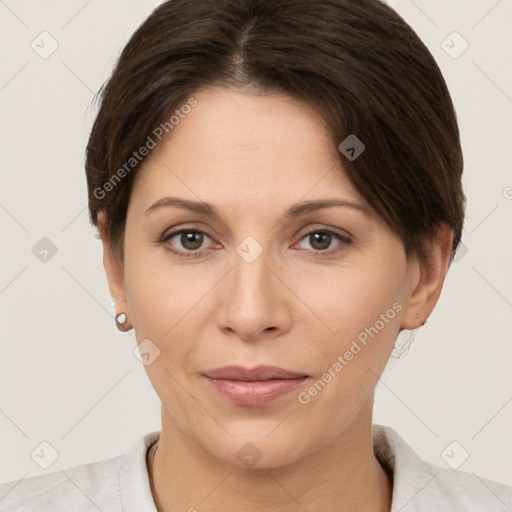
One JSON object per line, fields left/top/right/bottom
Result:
{"left": 203, "top": 365, "right": 308, "bottom": 381}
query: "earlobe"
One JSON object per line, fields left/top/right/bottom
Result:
{"left": 400, "top": 225, "right": 454, "bottom": 330}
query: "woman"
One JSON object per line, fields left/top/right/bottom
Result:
{"left": 1, "top": 0, "right": 511, "bottom": 510}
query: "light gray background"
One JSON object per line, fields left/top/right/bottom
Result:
{"left": 1, "top": 0, "right": 511, "bottom": 489}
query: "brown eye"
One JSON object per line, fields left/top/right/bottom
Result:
{"left": 296, "top": 229, "right": 353, "bottom": 255}
{"left": 177, "top": 231, "right": 205, "bottom": 251}
{"left": 308, "top": 232, "right": 333, "bottom": 251}
{"left": 161, "top": 229, "right": 213, "bottom": 258}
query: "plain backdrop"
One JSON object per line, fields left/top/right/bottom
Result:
{"left": 1, "top": 0, "right": 511, "bottom": 489}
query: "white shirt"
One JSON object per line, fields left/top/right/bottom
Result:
{"left": 1, "top": 424, "right": 511, "bottom": 511}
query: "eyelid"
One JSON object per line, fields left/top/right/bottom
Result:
{"left": 292, "top": 226, "right": 353, "bottom": 256}
{"left": 294, "top": 223, "right": 353, "bottom": 241}
{"left": 160, "top": 225, "right": 216, "bottom": 247}
{"left": 161, "top": 223, "right": 215, "bottom": 239}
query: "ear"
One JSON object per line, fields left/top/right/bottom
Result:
{"left": 400, "top": 224, "right": 454, "bottom": 330}
{"left": 97, "top": 211, "right": 130, "bottom": 322}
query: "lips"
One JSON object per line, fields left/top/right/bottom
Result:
{"left": 202, "top": 365, "right": 309, "bottom": 381}
{"left": 202, "top": 365, "right": 310, "bottom": 406}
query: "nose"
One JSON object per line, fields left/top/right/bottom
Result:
{"left": 216, "top": 243, "right": 292, "bottom": 343}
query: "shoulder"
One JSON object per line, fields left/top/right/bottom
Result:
{"left": 0, "top": 430, "right": 160, "bottom": 512}
{"left": 425, "top": 461, "right": 512, "bottom": 510}
{"left": 0, "top": 454, "right": 123, "bottom": 512}
{"left": 373, "top": 424, "right": 512, "bottom": 511}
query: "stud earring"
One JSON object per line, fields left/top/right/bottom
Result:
{"left": 115, "top": 312, "right": 131, "bottom": 332}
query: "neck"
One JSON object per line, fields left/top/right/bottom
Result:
{"left": 147, "top": 400, "right": 392, "bottom": 512}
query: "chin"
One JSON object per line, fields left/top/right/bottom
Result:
{"left": 197, "top": 423, "right": 319, "bottom": 471}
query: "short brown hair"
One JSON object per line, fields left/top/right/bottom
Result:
{"left": 85, "top": 0, "right": 465, "bottom": 266}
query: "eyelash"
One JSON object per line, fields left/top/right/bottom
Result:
{"left": 158, "top": 226, "right": 353, "bottom": 260}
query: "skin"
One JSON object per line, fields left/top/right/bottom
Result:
{"left": 98, "top": 86, "right": 454, "bottom": 511}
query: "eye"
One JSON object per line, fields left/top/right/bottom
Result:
{"left": 158, "top": 226, "right": 353, "bottom": 260}
{"left": 295, "top": 228, "right": 352, "bottom": 255}
{"left": 160, "top": 229, "right": 214, "bottom": 259}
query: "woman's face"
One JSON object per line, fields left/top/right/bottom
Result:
{"left": 104, "top": 86, "right": 430, "bottom": 468}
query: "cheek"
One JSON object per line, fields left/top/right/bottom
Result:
{"left": 123, "top": 255, "right": 203, "bottom": 414}
{"left": 125, "top": 259, "right": 201, "bottom": 345}
{"left": 293, "top": 270, "right": 403, "bottom": 414}
{"left": 294, "top": 260, "right": 404, "bottom": 350}
{"left": 123, "top": 244, "right": 223, "bottom": 389}
{"left": 291, "top": 255, "right": 406, "bottom": 418}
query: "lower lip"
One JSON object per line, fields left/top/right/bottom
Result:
{"left": 204, "top": 376, "right": 308, "bottom": 406}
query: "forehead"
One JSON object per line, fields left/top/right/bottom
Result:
{"left": 131, "top": 86, "right": 366, "bottom": 211}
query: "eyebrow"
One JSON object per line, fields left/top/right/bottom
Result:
{"left": 145, "top": 197, "right": 371, "bottom": 218}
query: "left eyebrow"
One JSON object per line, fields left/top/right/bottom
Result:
{"left": 284, "top": 199, "right": 371, "bottom": 219}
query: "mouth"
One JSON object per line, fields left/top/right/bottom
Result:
{"left": 202, "top": 365, "right": 310, "bottom": 407}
